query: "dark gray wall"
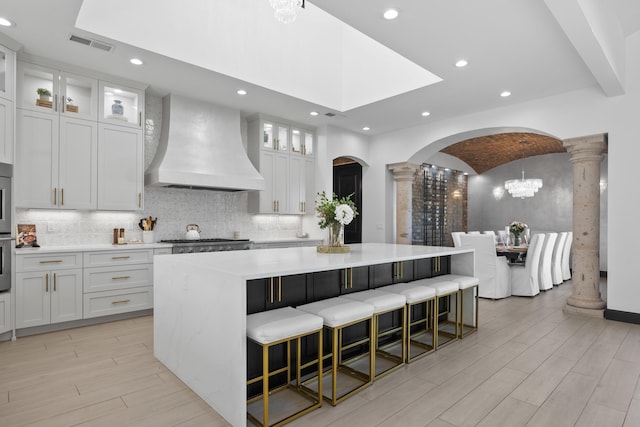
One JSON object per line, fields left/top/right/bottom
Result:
{"left": 468, "top": 153, "right": 608, "bottom": 270}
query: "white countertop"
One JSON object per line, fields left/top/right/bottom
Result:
{"left": 14, "top": 242, "right": 173, "bottom": 255}
{"left": 252, "top": 237, "right": 323, "bottom": 244}
{"left": 164, "top": 243, "right": 473, "bottom": 280}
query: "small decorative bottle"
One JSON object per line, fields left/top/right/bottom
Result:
{"left": 111, "top": 99, "right": 124, "bottom": 116}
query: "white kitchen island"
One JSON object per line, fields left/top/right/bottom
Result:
{"left": 153, "top": 243, "right": 475, "bottom": 427}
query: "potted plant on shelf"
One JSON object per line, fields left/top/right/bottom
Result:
{"left": 36, "top": 88, "right": 52, "bottom": 101}
{"left": 316, "top": 191, "right": 358, "bottom": 253}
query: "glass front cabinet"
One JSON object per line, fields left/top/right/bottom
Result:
{"left": 99, "top": 81, "right": 144, "bottom": 129}
{"left": 17, "top": 62, "right": 98, "bottom": 121}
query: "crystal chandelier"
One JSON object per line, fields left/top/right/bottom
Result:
{"left": 504, "top": 142, "right": 543, "bottom": 199}
{"left": 269, "top": 0, "right": 305, "bottom": 24}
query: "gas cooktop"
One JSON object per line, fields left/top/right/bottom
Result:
{"left": 160, "top": 238, "right": 250, "bottom": 244}
{"left": 159, "top": 238, "right": 253, "bottom": 254}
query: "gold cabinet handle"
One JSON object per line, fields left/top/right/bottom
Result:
{"left": 343, "top": 269, "right": 347, "bottom": 289}
{"left": 111, "top": 299, "right": 130, "bottom": 305}
{"left": 111, "top": 276, "right": 131, "bottom": 280}
{"left": 45, "top": 273, "right": 49, "bottom": 293}
{"left": 349, "top": 268, "right": 353, "bottom": 288}
{"left": 53, "top": 187, "right": 57, "bottom": 206}
{"left": 54, "top": 94, "right": 58, "bottom": 112}
{"left": 269, "top": 277, "right": 274, "bottom": 304}
{"left": 273, "top": 200, "right": 276, "bottom": 212}
{"left": 54, "top": 273, "right": 57, "bottom": 292}
{"left": 400, "top": 261, "right": 404, "bottom": 278}
{"left": 61, "top": 188, "right": 64, "bottom": 206}
{"left": 112, "top": 256, "right": 131, "bottom": 260}
{"left": 40, "top": 260, "right": 63, "bottom": 264}
{"left": 138, "top": 193, "right": 142, "bottom": 208}
{"left": 278, "top": 277, "right": 282, "bottom": 302}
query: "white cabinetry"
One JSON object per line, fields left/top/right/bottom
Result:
{"left": 97, "top": 124, "right": 143, "bottom": 210}
{"left": 15, "top": 61, "right": 98, "bottom": 209}
{"left": 15, "top": 252, "right": 83, "bottom": 329}
{"left": 17, "top": 62, "right": 98, "bottom": 121}
{"left": 83, "top": 249, "right": 153, "bottom": 318}
{"left": 0, "top": 97, "right": 13, "bottom": 164}
{"left": 15, "top": 59, "right": 145, "bottom": 211}
{"left": 248, "top": 115, "right": 315, "bottom": 215}
{"left": 15, "top": 109, "right": 97, "bottom": 209}
{"left": 0, "top": 292, "right": 10, "bottom": 334}
{"left": 0, "top": 44, "right": 15, "bottom": 164}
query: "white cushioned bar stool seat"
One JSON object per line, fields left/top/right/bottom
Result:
{"left": 246, "top": 307, "right": 324, "bottom": 427}
{"left": 342, "top": 290, "right": 407, "bottom": 378}
{"left": 411, "top": 278, "right": 460, "bottom": 349}
{"left": 379, "top": 283, "right": 436, "bottom": 362}
{"left": 297, "top": 298, "right": 374, "bottom": 406}
{"left": 437, "top": 274, "right": 480, "bottom": 338}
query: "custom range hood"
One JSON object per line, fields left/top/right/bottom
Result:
{"left": 145, "top": 94, "right": 265, "bottom": 192}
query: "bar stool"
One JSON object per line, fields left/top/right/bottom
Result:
{"left": 412, "top": 278, "right": 460, "bottom": 349}
{"left": 297, "top": 297, "right": 374, "bottom": 406}
{"left": 341, "top": 289, "right": 407, "bottom": 378}
{"left": 437, "top": 274, "right": 479, "bottom": 338}
{"left": 377, "top": 282, "right": 436, "bottom": 362}
{"left": 246, "top": 307, "right": 323, "bottom": 427}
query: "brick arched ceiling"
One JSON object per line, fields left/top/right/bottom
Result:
{"left": 440, "top": 132, "right": 565, "bottom": 174}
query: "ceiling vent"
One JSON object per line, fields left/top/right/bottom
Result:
{"left": 69, "top": 34, "right": 113, "bottom": 52}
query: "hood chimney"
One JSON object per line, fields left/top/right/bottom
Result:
{"left": 144, "top": 94, "right": 265, "bottom": 192}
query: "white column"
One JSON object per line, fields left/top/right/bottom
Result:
{"left": 563, "top": 133, "right": 607, "bottom": 316}
{"left": 388, "top": 162, "right": 420, "bottom": 245}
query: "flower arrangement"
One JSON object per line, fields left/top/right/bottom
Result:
{"left": 509, "top": 221, "right": 528, "bottom": 246}
{"left": 316, "top": 191, "right": 358, "bottom": 250}
{"left": 509, "top": 221, "right": 527, "bottom": 236}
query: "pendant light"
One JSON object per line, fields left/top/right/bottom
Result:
{"left": 504, "top": 141, "right": 543, "bottom": 198}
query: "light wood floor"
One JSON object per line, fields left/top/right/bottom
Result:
{"left": 1, "top": 280, "right": 639, "bottom": 427}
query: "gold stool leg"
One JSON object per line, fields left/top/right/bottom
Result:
{"left": 262, "top": 344, "right": 269, "bottom": 427}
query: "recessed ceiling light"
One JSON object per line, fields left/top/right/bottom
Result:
{"left": 500, "top": 91, "right": 511, "bottom": 97}
{"left": 236, "top": 89, "right": 247, "bottom": 95}
{"left": 129, "top": 58, "right": 143, "bottom": 65}
{"left": 455, "top": 59, "right": 468, "bottom": 68}
{"left": 114, "top": 89, "right": 123, "bottom": 94}
{"left": 362, "top": 126, "right": 370, "bottom": 131}
{"left": 310, "top": 111, "right": 319, "bottom": 116}
{"left": 0, "top": 17, "right": 15, "bottom": 27}
{"left": 383, "top": 9, "right": 398, "bottom": 20}
{"left": 421, "top": 111, "right": 431, "bottom": 117}
{"left": 464, "top": 172, "right": 469, "bottom": 176}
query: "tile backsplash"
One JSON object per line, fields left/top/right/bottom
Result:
{"left": 15, "top": 94, "right": 308, "bottom": 246}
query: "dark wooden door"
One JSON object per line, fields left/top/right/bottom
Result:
{"left": 333, "top": 162, "right": 362, "bottom": 243}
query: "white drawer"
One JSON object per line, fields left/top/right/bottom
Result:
{"left": 84, "top": 264, "right": 153, "bottom": 293}
{"left": 83, "top": 249, "right": 153, "bottom": 267}
{"left": 16, "top": 252, "right": 83, "bottom": 272}
{"left": 153, "top": 248, "right": 173, "bottom": 255}
{"left": 83, "top": 287, "right": 153, "bottom": 318}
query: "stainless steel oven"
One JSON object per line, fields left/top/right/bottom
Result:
{"left": 0, "top": 162, "right": 12, "bottom": 292}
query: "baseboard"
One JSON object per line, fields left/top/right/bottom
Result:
{"left": 604, "top": 309, "right": 640, "bottom": 325}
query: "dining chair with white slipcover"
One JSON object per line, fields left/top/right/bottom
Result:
{"left": 562, "top": 231, "right": 573, "bottom": 281}
{"left": 451, "top": 232, "right": 465, "bottom": 247}
{"left": 509, "top": 234, "right": 545, "bottom": 296}
{"left": 459, "top": 233, "right": 511, "bottom": 299}
{"left": 538, "top": 232, "right": 558, "bottom": 291}
{"left": 483, "top": 230, "right": 498, "bottom": 244}
{"left": 552, "top": 232, "right": 568, "bottom": 285}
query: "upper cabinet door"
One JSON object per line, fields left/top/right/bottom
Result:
{"left": 262, "top": 121, "right": 289, "bottom": 152}
{"left": 291, "top": 127, "right": 314, "bottom": 157}
{"left": 59, "top": 71, "right": 98, "bottom": 121}
{"left": 17, "top": 62, "right": 98, "bottom": 120}
{"left": 99, "top": 81, "right": 144, "bottom": 129}
{"left": 0, "top": 45, "right": 15, "bottom": 101}
{"left": 17, "top": 62, "right": 60, "bottom": 115}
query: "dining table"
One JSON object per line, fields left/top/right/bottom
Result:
{"left": 496, "top": 244, "right": 528, "bottom": 264}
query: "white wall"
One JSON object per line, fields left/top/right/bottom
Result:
{"left": 320, "top": 31, "right": 639, "bottom": 315}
